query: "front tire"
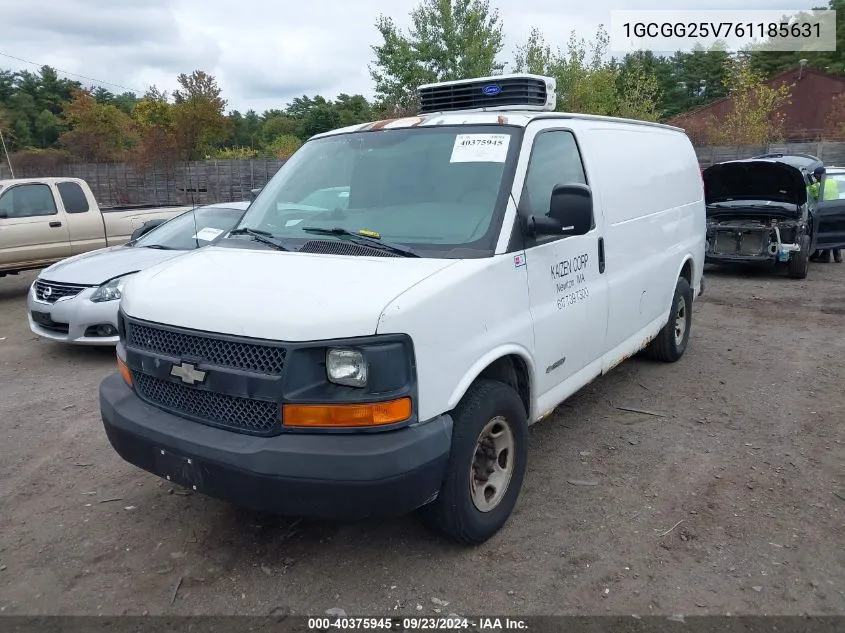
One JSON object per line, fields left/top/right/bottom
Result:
{"left": 788, "top": 235, "right": 810, "bottom": 279}
{"left": 645, "top": 276, "right": 693, "bottom": 362}
{"left": 421, "top": 380, "right": 528, "bottom": 545}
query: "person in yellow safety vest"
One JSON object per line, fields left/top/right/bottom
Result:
{"left": 809, "top": 166, "right": 840, "bottom": 201}
{"left": 809, "top": 166, "right": 843, "bottom": 263}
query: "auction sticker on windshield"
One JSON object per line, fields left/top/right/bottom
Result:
{"left": 193, "top": 228, "right": 224, "bottom": 241}
{"left": 450, "top": 134, "right": 510, "bottom": 163}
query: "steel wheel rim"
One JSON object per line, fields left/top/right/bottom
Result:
{"left": 674, "top": 295, "right": 687, "bottom": 346}
{"left": 469, "top": 416, "right": 515, "bottom": 513}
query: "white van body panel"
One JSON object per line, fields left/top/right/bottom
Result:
{"left": 573, "top": 122, "right": 705, "bottom": 373}
{"left": 121, "top": 247, "right": 458, "bottom": 341}
{"left": 376, "top": 253, "right": 535, "bottom": 423}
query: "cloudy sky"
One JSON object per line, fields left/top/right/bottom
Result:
{"left": 0, "top": 0, "right": 819, "bottom": 114}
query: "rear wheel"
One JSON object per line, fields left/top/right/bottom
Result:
{"left": 645, "top": 276, "right": 693, "bottom": 362}
{"left": 421, "top": 380, "right": 528, "bottom": 545}
{"left": 788, "top": 235, "right": 810, "bottom": 279}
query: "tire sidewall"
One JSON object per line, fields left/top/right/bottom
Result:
{"left": 671, "top": 277, "right": 693, "bottom": 358}
{"left": 789, "top": 235, "right": 810, "bottom": 278}
{"left": 443, "top": 381, "right": 528, "bottom": 541}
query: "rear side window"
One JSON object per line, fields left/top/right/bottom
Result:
{"left": 57, "top": 182, "right": 90, "bottom": 213}
{"left": 821, "top": 175, "right": 844, "bottom": 201}
{"left": 521, "top": 130, "right": 587, "bottom": 217}
{"left": 0, "top": 183, "right": 58, "bottom": 218}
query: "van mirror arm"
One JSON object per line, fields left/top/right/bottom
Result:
{"left": 525, "top": 214, "right": 565, "bottom": 238}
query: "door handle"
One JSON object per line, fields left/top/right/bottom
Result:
{"left": 598, "top": 237, "right": 606, "bottom": 274}
{"left": 49, "top": 221, "right": 62, "bottom": 228}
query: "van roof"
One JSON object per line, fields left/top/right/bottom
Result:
{"left": 310, "top": 110, "right": 685, "bottom": 140}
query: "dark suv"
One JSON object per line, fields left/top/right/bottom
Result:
{"left": 703, "top": 154, "right": 845, "bottom": 278}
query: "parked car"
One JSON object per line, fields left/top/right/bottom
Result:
{"left": 98, "top": 73, "right": 706, "bottom": 545}
{"left": 703, "top": 155, "right": 845, "bottom": 278}
{"left": 0, "top": 177, "right": 192, "bottom": 278}
{"left": 27, "top": 201, "right": 250, "bottom": 345}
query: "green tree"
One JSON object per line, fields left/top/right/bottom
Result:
{"left": 262, "top": 134, "right": 302, "bottom": 159}
{"left": 704, "top": 57, "right": 792, "bottom": 145}
{"left": 370, "top": 0, "right": 505, "bottom": 113}
{"left": 615, "top": 54, "right": 662, "bottom": 121}
{"left": 92, "top": 87, "right": 138, "bottom": 115}
{"left": 512, "top": 28, "right": 556, "bottom": 75}
{"left": 617, "top": 52, "right": 676, "bottom": 119}
{"left": 511, "top": 25, "right": 661, "bottom": 120}
{"left": 260, "top": 113, "right": 299, "bottom": 144}
{"left": 228, "top": 110, "right": 263, "bottom": 147}
{"left": 59, "top": 89, "right": 133, "bottom": 161}
{"left": 749, "top": 0, "right": 845, "bottom": 76}
{"left": 130, "top": 86, "right": 178, "bottom": 167}
{"left": 34, "top": 109, "right": 61, "bottom": 146}
{"left": 333, "top": 94, "right": 374, "bottom": 127}
{"left": 171, "top": 70, "right": 231, "bottom": 159}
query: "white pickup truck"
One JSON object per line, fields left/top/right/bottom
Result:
{"left": 0, "top": 177, "right": 192, "bottom": 277}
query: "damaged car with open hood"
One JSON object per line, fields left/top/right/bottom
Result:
{"left": 702, "top": 154, "right": 845, "bottom": 279}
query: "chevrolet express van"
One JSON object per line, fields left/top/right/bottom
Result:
{"left": 99, "top": 74, "right": 705, "bottom": 545}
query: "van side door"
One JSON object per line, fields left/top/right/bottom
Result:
{"left": 0, "top": 182, "right": 71, "bottom": 269}
{"left": 514, "top": 124, "right": 609, "bottom": 411}
{"left": 55, "top": 181, "right": 108, "bottom": 254}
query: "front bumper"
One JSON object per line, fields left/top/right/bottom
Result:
{"left": 99, "top": 374, "right": 452, "bottom": 519}
{"left": 27, "top": 285, "right": 120, "bottom": 345}
{"left": 705, "top": 220, "right": 803, "bottom": 265}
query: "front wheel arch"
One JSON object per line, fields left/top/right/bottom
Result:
{"left": 445, "top": 347, "right": 535, "bottom": 421}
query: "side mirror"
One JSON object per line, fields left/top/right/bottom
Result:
{"left": 249, "top": 187, "right": 262, "bottom": 201}
{"left": 130, "top": 219, "right": 165, "bottom": 241}
{"left": 526, "top": 183, "right": 593, "bottom": 238}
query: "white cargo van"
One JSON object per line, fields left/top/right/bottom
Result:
{"left": 99, "top": 74, "right": 705, "bottom": 545}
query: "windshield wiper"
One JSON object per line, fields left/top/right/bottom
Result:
{"left": 140, "top": 244, "right": 177, "bottom": 250}
{"left": 300, "top": 227, "right": 420, "bottom": 258}
{"left": 228, "top": 227, "right": 290, "bottom": 251}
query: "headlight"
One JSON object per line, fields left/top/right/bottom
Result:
{"left": 90, "top": 274, "right": 133, "bottom": 303}
{"left": 326, "top": 348, "right": 368, "bottom": 387}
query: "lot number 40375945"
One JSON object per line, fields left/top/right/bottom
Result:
{"left": 458, "top": 137, "right": 504, "bottom": 146}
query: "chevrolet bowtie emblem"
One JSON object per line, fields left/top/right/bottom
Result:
{"left": 170, "top": 362, "right": 206, "bottom": 385}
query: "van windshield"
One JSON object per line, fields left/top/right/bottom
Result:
{"left": 232, "top": 125, "right": 520, "bottom": 257}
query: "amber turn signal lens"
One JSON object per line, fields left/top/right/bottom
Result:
{"left": 117, "top": 355, "right": 133, "bottom": 387}
{"left": 283, "top": 397, "right": 412, "bottom": 428}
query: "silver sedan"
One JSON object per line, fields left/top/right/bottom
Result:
{"left": 27, "top": 201, "right": 250, "bottom": 345}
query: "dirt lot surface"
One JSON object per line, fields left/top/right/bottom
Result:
{"left": 0, "top": 263, "right": 843, "bottom": 617}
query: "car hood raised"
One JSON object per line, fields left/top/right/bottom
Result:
{"left": 704, "top": 160, "right": 808, "bottom": 207}
{"left": 39, "top": 246, "right": 187, "bottom": 286}
{"left": 120, "top": 247, "right": 458, "bottom": 341}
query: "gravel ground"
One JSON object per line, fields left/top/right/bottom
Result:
{"left": 0, "top": 263, "right": 843, "bottom": 617}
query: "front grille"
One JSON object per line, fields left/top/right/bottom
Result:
{"left": 34, "top": 280, "right": 87, "bottom": 304}
{"left": 125, "top": 320, "right": 286, "bottom": 375}
{"left": 132, "top": 371, "right": 281, "bottom": 435}
{"left": 712, "top": 229, "right": 767, "bottom": 255}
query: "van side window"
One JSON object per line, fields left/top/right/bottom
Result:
{"left": 0, "top": 184, "right": 58, "bottom": 218}
{"left": 57, "top": 182, "right": 90, "bottom": 213}
{"left": 521, "top": 131, "right": 587, "bottom": 217}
